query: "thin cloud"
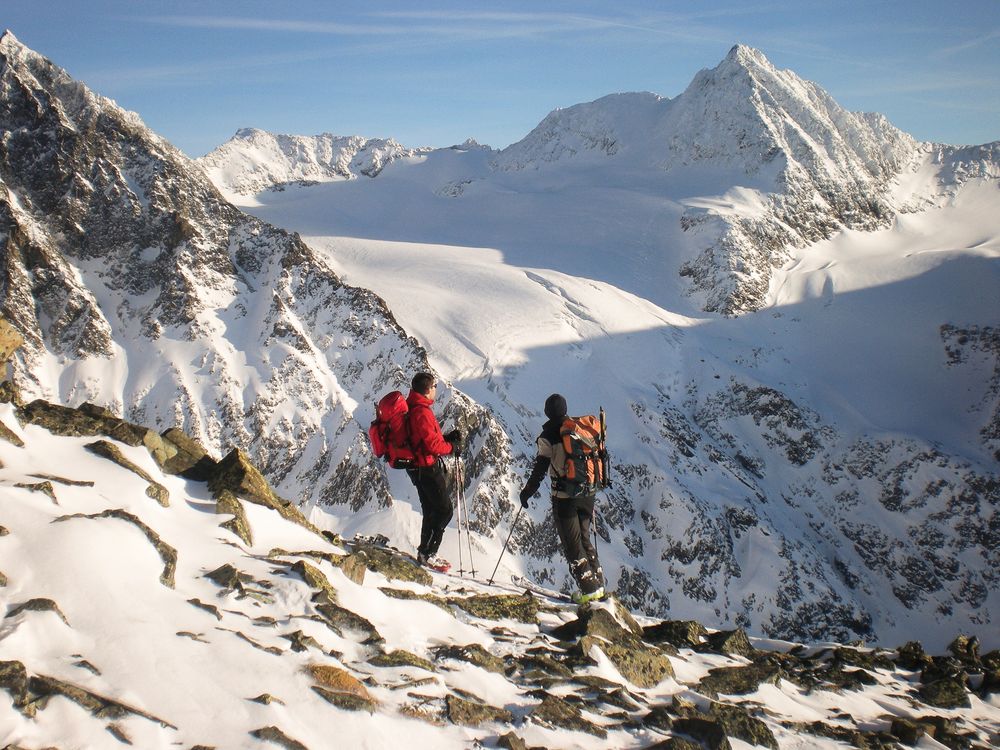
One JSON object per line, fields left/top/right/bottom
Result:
{"left": 931, "top": 28, "right": 1000, "bottom": 59}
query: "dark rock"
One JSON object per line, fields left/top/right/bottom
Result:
{"left": 445, "top": 693, "right": 513, "bottom": 727}
{"left": 312, "top": 685, "right": 377, "bottom": 712}
{"left": 84, "top": 440, "right": 169, "bottom": 507}
{"left": 291, "top": 560, "right": 339, "bottom": 603}
{"left": 0, "top": 660, "right": 29, "bottom": 708}
{"left": 0, "top": 416, "right": 23, "bottom": 447}
{"left": 706, "top": 702, "right": 777, "bottom": 750}
{"left": 282, "top": 631, "right": 322, "bottom": 653}
{"left": 332, "top": 552, "right": 367, "bottom": 586}
{"left": 697, "top": 662, "right": 784, "bottom": 699}
{"left": 207, "top": 448, "right": 320, "bottom": 535}
{"left": 643, "top": 738, "right": 703, "bottom": 750}
{"left": 250, "top": 694, "right": 285, "bottom": 705}
{"left": 643, "top": 619, "right": 706, "bottom": 649}
{"left": 528, "top": 694, "right": 607, "bottom": 738}
{"left": 28, "top": 673, "right": 176, "bottom": 728}
{"left": 891, "top": 718, "right": 926, "bottom": 746}
{"left": 507, "top": 652, "right": 573, "bottom": 681}
{"left": 0, "top": 379, "right": 22, "bottom": 406}
{"left": 369, "top": 649, "right": 435, "bottom": 672}
{"left": 833, "top": 646, "right": 895, "bottom": 672}
{"left": 315, "top": 601, "right": 383, "bottom": 645}
{"left": 187, "top": 598, "right": 223, "bottom": 620}
{"left": 18, "top": 400, "right": 175, "bottom": 467}
{"left": 5, "top": 598, "right": 70, "bottom": 625}
{"left": 434, "top": 644, "right": 505, "bottom": 674}
{"left": 896, "top": 641, "right": 932, "bottom": 670}
{"left": 703, "top": 628, "right": 755, "bottom": 658}
{"left": 14, "top": 481, "right": 57, "bottom": 503}
{"left": 159, "top": 426, "right": 217, "bottom": 479}
{"left": 205, "top": 564, "right": 253, "bottom": 590}
{"left": 215, "top": 490, "right": 253, "bottom": 546}
{"left": 250, "top": 726, "right": 310, "bottom": 750}
{"left": 671, "top": 717, "right": 732, "bottom": 750}
{"left": 641, "top": 705, "right": 674, "bottom": 731}
{"left": 983, "top": 649, "right": 1000, "bottom": 672}
{"left": 920, "top": 677, "right": 970, "bottom": 709}
{"left": 947, "top": 635, "right": 980, "bottom": 666}
{"left": 497, "top": 732, "right": 529, "bottom": 750}
{"left": 550, "top": 605, "right": 638, "bottom": 644}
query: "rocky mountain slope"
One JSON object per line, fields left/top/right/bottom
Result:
{"left": 0, "top": 31, "right": 507, "bottom": 524}
{"left": 2, "top": 382, "right": 998, "bottom": 749}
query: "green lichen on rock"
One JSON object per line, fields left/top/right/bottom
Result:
{"left": 434, "top": 644, "right": 505, "bottom": 674}
{"left": 445, "top": 693, "right": 514, "bottom": 727}
{"left": 215, "top": 490, "right": 253, "bottom": 546}
{"left": 369, "top": 649, "right": 436, "bottom": 672}
{"left": 449, "top": 593, "right": 539, "bottom": 624}
{"left": 330, "top": 552, "right": 367, "bottom": 586}
{"left": 350, "top": 545, "right": 432, "bottom": 586}
{"left": 54, "top": 509, "right": 177, "bottom": 588}
{"left": 84, "top": 439, "right": 169, "bottom": 507}
{"left": 578, "top": 634, "right": 674, "bottom": 689}
{"left": 18, "top": 400, "right": 176, "bottom": 467}
{"left": 0, "top": 660, "right": 29, "bottom": 710}
{"left": 159, "top": 426, "right": 218, "bottom": 479}
{"left": 315, "top": 601, "right": 383, "bottom": 645}
{"left": 919, "top": 677, "right": 970, "bottom": 709}
{"left": 291, "top": 560, "right": 338, "bottom": 604}
{"left": 207, "top": 448, "right": 321, "bottom": 536}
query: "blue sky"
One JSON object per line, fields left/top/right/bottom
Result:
{"left": 4, "top": 1, "right": 998, "bottom": 157}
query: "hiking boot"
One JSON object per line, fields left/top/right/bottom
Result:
{"left": 418, "top": 554, "right": 451, "bottom": 573}
{"left": 572, "top": 587, "right": 605, "bottom": 605}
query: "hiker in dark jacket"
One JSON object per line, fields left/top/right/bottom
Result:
{"left": 406, "top": 372, "right": 461, "bottom": 571}
{"left": 520, "top": 393, "right": 605, "bottom": 603}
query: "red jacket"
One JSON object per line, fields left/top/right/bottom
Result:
{"left": 406, "top": 390, "right": 453, "bottom": 466}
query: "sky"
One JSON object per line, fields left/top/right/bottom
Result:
{"left": 3, "top": 1, "right": 999, "bottom": 157}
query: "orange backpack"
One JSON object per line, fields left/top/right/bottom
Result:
{"left": 557, "top": 411, "right": 611, "bottom": 497}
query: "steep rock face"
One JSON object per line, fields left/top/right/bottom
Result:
{"left": 197, "top": 128, "right": 431, "bottom": 196}
{"left": 0, "top": 31, "right": 508, "bottom": 516}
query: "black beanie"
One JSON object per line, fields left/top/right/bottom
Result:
{"left": 544, "top": 393, "right": 567, "bottom": 420}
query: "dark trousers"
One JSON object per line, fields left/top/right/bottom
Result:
{"left": 407, "top": 461, "right": 453, "bottom": 556}
{"left": 552, "top": 495, "right": 604, "bottom": 594}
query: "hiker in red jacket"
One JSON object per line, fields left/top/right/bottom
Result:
{"left": 406, "top": 372, "right": 462, "bottom": 572}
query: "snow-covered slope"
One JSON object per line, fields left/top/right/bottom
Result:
{"left": 2, "top": 400, "right": 998, "bottom": 749}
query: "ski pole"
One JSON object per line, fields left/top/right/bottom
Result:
{"left": 488, "top": 506, "right": 521, "bottom": 585}
{"left": 458, "top": 457, "right": 476, "bottom": 576}
{"left": 455, "top": 456, "right": 464, "bottom": 577}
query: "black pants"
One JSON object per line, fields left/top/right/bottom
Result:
{"left": 552, "top": 495, "right": 604, "bottom": 594}
{"left": 407, "top": 461, "right": 453, "bottom": 557}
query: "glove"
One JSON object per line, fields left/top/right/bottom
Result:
{"left": 519, "top": 487, "right": 532, "bottom": 508}
{"left": 444, "top": 429, "right": 464, "bottom": 451}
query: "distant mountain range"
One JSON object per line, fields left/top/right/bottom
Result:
{"left": 2, "top": 30, "right": 998, "bottom": 647}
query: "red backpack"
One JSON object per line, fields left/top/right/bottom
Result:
{"left": 368, "top": 391, "right": 417, "bottom": 469}
{"left": 556, "top": 411, "right": 611, "bottom": 497}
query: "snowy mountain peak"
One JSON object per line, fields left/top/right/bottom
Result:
{"left": 199, "top": 128, "right": 430, "bottom": 196}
